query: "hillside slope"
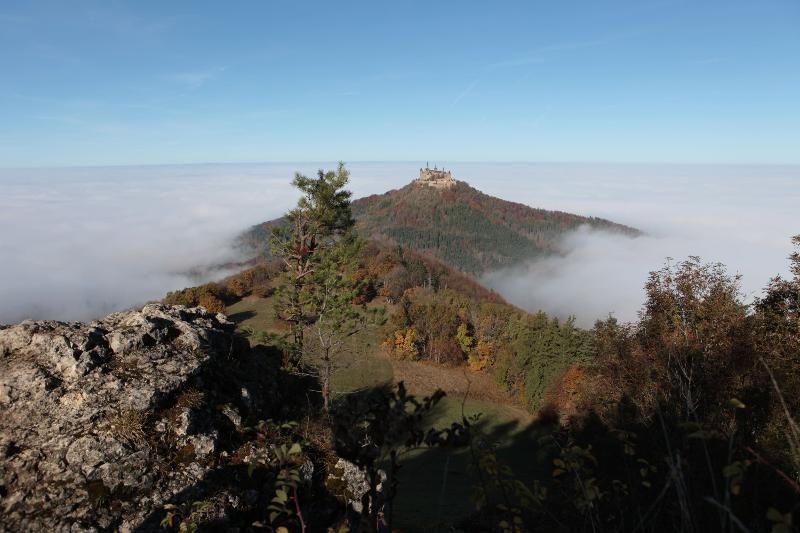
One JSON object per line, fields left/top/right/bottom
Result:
{"left": 352, "top": 180, "right": 639, "bottom": 274}
{"left": 243, "top": 179, "right": 640, "bottom": 275}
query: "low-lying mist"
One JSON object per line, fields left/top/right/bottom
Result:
{"left": 0, "top": 162, "right": 796, "bottom": 326}
{"left": 471, "top": 164, "right": 799, "bottom": 327}
{"left": 0, "top": 163, "right": 409, "bottom": 323}
{"left": 0, "top": 165, "right": 304, "bottom": 323}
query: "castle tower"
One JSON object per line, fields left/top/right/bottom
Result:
{"left": 415, "top": 164, "right": 455, "bottom": 188}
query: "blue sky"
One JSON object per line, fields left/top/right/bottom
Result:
{"left": 1, "top": 0, "right": 798, "bottom": 166}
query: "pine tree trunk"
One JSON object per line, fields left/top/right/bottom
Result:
{"left": 292, "top": 324, "right": 304, "bottom": 367}
{"left": 288, "top": 280, "right": 304, "bottom": 368}
{"left": 322, "top": 354, "right": 331, "bottom": 411}
{"left": 322, "top": 378, "right": 330, "bottom": 412}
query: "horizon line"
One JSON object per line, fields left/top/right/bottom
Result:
{"left": 3, "top": 160, "right": 800, "bottom": 171}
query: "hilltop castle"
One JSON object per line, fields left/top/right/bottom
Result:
{"left": 415, "top": 163, "right": 456, "bottom": 188}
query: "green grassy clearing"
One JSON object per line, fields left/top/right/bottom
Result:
{"left": 227, "top": 295, "right": 394, "bottom": 393}
{"left": 225, "top": 295, "right": 542, "bottom": 531}
{"left": 329, "top": 324, "right": 394, "bottom": 393}
{"left": 226, "top": 296, "right": 286, "bottom": 338}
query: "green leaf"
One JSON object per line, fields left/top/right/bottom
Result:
{"left": 728, "top": 398, "right": 746, "bottom": 409}
{"left": 274, "top": 489, "right": 288, "bottom": 503}
{"left": 289, "top": 442, "right": 302, "bottom": 455}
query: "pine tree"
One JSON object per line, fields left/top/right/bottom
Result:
{"left": 270, "top": 163, "right": 353, "bottom": 367}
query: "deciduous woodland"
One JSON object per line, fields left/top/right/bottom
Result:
{"left": 158, "top": 164, "right": 800, "bottom": 532}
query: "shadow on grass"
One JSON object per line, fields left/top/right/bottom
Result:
{"left": 325, "top": 383, "right": 559, "bottom": 532}
{"left": 133, "top": 363, "right": 800, "bottom": 533}
{"left": 390, "top": 398, "right": 556, "bottom": 532}
{"left": 158, "top": 332, "right": 567, "bottom": 532}
{"left": 226, "top": 309, "right": 257, "bottom": 324}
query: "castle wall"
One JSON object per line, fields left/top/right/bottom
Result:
{"left": 416, "top": 167, "right": 456, "bottom": 188}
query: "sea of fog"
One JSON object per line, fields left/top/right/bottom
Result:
{"left": 0, "top": 162, "right": 797, "bottom": 326}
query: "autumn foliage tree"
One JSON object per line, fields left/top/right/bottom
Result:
{"left": 753, "top": 235, "right": 800, "bottom": 472}
{"left": 637, "top": 257, "right": 752, "bottom": 425}
{"left": 466, "top": 241, "right": 800, "bottom": 533}
{"left": 163, "top": 283, "right": 230, "bottom": 313}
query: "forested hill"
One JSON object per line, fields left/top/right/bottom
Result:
{"left": 351, "top": 180, "right": 640, "bottom": 274}
{"left": 242, "top": 179, "right": 640, "bottom": 274}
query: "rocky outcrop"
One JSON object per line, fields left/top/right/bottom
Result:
{"left": 0, "top": 304, "right": 278, "bottom": 532}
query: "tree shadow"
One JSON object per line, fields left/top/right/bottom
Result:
{"left": 226, "top": 310, "right": 257, "bottom": 324}
{"left": 324, "top": 384, "right": 557, "bottom": 532}
{"left": 388, "top": 394, "right": 800, "bottom": 533}
{"left": 128, "top": 362, "right": 800, "bottom": 533}
{"left": 388, "top": 401, "right": 557, "bottom": 532}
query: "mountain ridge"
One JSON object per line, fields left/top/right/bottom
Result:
{"left": 242, "top": 177, "right": 641, "bottom": 275}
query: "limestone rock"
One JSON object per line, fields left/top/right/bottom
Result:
{"left": 0, "top": 304, "right": 277, "bottom": 531}
{"left": 325, "top": 458, "right": 386, "bottom": 514}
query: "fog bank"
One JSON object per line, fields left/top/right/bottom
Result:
{"left": 1, "top": 162, "right": 796, "bottom": 325}
{"left": 0, "top": 162, "right": 417, "bottom": 323}
{"left": 470, "top": 164, "right": 799, "bottom": 326}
